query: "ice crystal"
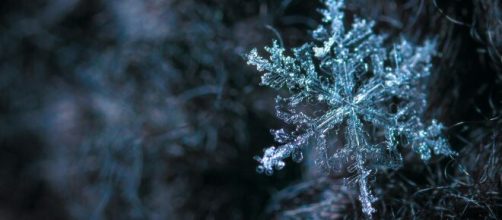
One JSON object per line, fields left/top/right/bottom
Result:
{"left": 246, "top": 0, "right": 456, "bottom": 217}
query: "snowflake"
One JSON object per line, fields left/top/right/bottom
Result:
{"left": 246, "top": 0, "right": 455, "bottom": 217}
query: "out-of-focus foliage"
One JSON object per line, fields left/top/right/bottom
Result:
{"left": 0, "top": 0, "right": 292, "bottom": 219}
{"left": 472, "top": 0, "right": 502, "bottom": 73}
{"left": 247, "top": 0, "right": 454, "bottom": 217}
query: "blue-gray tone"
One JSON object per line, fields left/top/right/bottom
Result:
{"left": 247, "top": 0, "right": 455, "bottom": 216}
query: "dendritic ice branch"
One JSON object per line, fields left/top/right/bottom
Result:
{"left": 246, "top": 0, "right": 455, "bottom": 218}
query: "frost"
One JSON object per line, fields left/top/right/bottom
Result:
{"left": 246, "top": 0, "right": 455, "bottom": 217}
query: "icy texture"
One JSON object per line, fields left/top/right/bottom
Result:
{"left": 247, "top": 0, "right": 455, "bottom": 217}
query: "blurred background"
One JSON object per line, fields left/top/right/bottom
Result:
{"left": 0, "top": 0, "right": 500, "bottom": 219}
